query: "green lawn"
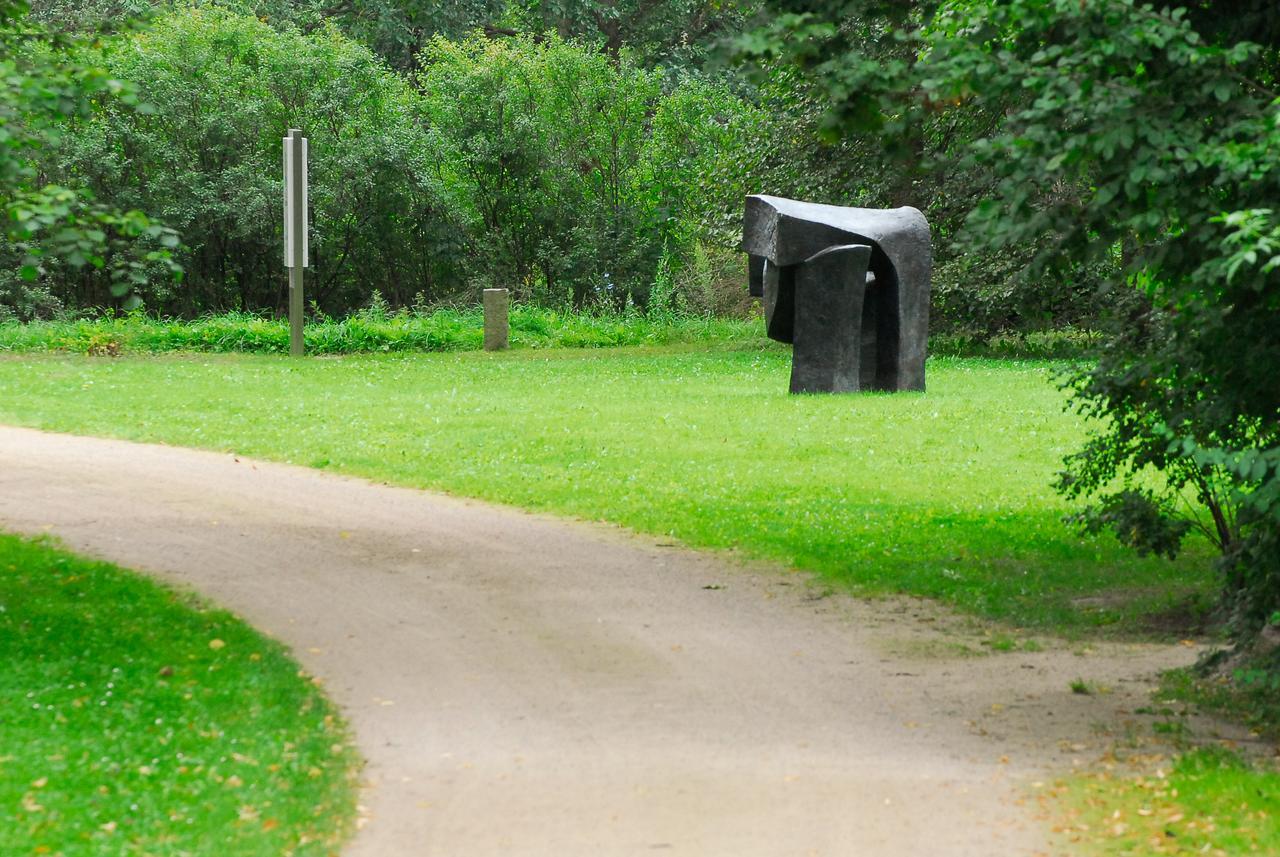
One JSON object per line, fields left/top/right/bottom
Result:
{"left": 0, "top": 345, "right": 1213, "bottom": 632}
{"left": 1058, "top": 748, "right": 1280, "bottom": 855}
{"left": 0, "top": 533, "right": 357, "bottom": 855}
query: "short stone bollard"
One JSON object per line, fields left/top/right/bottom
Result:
{"left": 483, "top": 288, "right": 509, "bottom": 351}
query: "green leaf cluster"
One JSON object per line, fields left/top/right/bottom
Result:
{"left": 0, "top": 0, "right": 178, "bottom": 313}
{"left": 44, "top": 6, "right": 460, "bottom": 315}
{"left": 417, "top": 32, "right": 765, "bottom": 308}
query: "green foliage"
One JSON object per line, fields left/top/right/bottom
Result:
{"left": 1068, "top": 489, "right": 1193, "bottom": 562}
{"left": 0, "top": 532, "right": 357, "bottom": 854}
{"left": 516, "top": 0, "right": 756, "bottom": 67}
{"left": 8, "top": 11, "right": 765, "bottom": 319}
{"left": 264, "top": 0, "right": 503, "bottom": 71}
{"left": 0, "top": 309, "right": 1104, "bottom": 357}
{"left": 0, "top": 350, "right": 1215, "bottom": 632}
{"left": 731, "top": 2, "right": 1119, "bottom": 336}
{"left": 26, "top": 0, "right": 153, "bottom": 32}
{"left": 929, "top": 327, "right": 1101, "bottom": 361}
{"left": 669, "top": 241, "right": 758, "bottom": 318}
{"left": 931, "top": 246, "right": 1121, "bottom": 335}
{"left": 0, "top": 307, "right": 760, "bottom": 354}
{"left": 417, "top": 32, "right": 763, "bottom": 308}
{"left": 27, "top": 0, "right": 503, "bottom": 69}
{"left": 40, "top": 6, "right": 460, "bottom": 317}
{"left": 32, "top": 0, "right": 753, "bottom": 73}
{"left": 1162, "top": 655, "right": 1280, "bottom": 741}
{"left": 0, "top": 0, "right": 178, "bottom": 305}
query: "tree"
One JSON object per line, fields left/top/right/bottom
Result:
{"left": 26, "top": 0, "right": 505, "bottom": 71}
{"left": 418, "top": 33, "right": 763, "bottom": 308}
{"left": 0, "top": 0, "right": 176, "bottom": 317}
{"left": 42, "top": 6, "right": 462, "bottom": 316}
{"left": 515, "top": 0, "right": 757, "bottom": 66}
{"left": 744, "top": 0, "right": 1280, "bottom": 636}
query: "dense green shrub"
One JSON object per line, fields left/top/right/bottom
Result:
{"left": 26, "top": 0, "right": 504, "bottom": 69}
{"left": 417, "top": 33, "right": 762, "bottom": 309}
{"left": 1, "top": 0, "right": 179, "bottom": 313}
{"left": 930, "top": 245, "right": 1122, "bottom": 335}
{"left": 8, "top": 9, "right": 766, "bottom": 319}
{"left": 42, "top": 7, "right": 464, "bottom": 316}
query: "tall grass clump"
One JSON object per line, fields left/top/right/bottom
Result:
{"left": 0, "top": 307, "right": 762, "bottom": 356}
{"left": 0, "top": 307, "right": 1105, "bottom": 360}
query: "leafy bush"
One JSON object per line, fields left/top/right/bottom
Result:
{"left": 931, "top": 245, "right": 1121, "bottom": 335}
{"left": 41, "top": 6, "right": 464, "bottom": 317}
{"left": 416, "top": 33, "right": 762, "bottom": 310}
{"left": 7, "top": 11, "right": 767, "bottom": 320}
{"left": 1, "top": 0, "right": 179, "bottom": 310}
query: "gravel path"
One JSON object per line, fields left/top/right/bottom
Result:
{"left": 0, "top": 425, "right": 1210, "bottom": 856}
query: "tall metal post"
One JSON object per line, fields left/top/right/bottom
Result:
{"left": 283, "top": 128, "right": 308, "bottom": 357}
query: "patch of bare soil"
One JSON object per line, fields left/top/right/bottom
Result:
{"left": 0, "top": 425, "right": 1253, "bottom": 856}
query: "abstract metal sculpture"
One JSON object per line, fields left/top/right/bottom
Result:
{"left": 743, "top": 194, "right": 931, "bottom": 393}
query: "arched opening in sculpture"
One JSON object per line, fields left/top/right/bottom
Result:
{"left": 860, "top": 249, "right": 901, "bottom": 392}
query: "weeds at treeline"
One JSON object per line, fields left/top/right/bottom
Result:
{"left": 0, "top": 306, "right": 754, "bottom": 355}
{"left": 0, "top": 304, "right": 1101, "bottom": 359}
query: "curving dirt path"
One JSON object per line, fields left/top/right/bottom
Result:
{"left": 0, "top": 425, "right": 1222, "bottom": 856}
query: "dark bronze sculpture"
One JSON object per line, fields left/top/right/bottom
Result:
{"left": 743, "top": 195, "right": 931, "bottom": 393}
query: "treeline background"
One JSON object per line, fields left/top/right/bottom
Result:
{"left": 4, "top": 0, "right": 1107, "bottom": 332}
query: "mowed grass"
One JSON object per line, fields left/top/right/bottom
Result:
{"left": 0, "top": 346, "right": 1213, "bottom": 630}
{"left": 0, "top": 533, "right": 358, "bottom": 855}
